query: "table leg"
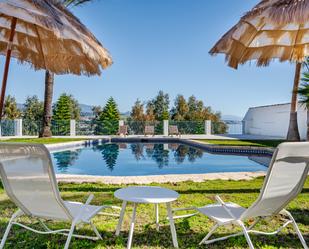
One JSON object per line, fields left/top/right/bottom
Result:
{"left": 155, "top": 204, "right": 159, "bottom": 231}
{"left": 115, "top": 201, "right": 127, "bottom": 236}
{"left": 127, "top": 203, "right": 137, "bottom": 249}
{"left": 166, "top": 203, "right": 179, "bottom": 248}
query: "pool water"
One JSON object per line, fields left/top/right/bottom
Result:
{"left": 51, "top": 143, "right": 271, "bottom": 176}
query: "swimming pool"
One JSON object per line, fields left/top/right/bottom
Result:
{"left": 51, "top": 142, "right": 271, "bottom": 176}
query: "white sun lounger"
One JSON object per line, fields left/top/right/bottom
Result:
{"left": 172, "top": 142, "right": 309, "bottom": 249}
{"left": 0, "top": 143, "right": 119, "bottom": 249}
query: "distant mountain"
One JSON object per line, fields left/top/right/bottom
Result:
{"left": 17, "top": 103, "right": 24, "bottom": 110}
{"left": 79, "top": 104, "right": 93, "bottom": 114}
{"left": 222, "top": 115, "right": 243, "bottom": 121}
{"left": 17, "top": 102, "right": 129, "bottom": 117}
{"left": 79, "top": 104, "right": 130, "bottom": 117}
{"left": 120, "top": 111, "right": 130, "bottom": 117}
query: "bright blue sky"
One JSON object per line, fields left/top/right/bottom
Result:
{"left": 0, "top": 0, "right": 297, "bottom": 117}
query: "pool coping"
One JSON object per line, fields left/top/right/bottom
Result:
{"left": 56, "top": 171, "right": 266, "bottom": 184}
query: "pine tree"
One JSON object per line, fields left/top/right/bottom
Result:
{"left": 53, "top": 94, "right": 72, "bottom": 135}
{"left": 96, "top": 97, "right": 120, "bottom": 135}
{"left": 53, "top": 94, "right": 81, "bottom": 121}
{"left": 153, "top": 90, "right": 169, "bottom": 120}
{"left": 53, "top": 94, "right": 72, "bottom": 120}
{"left": 101, "top": 97, "right": 120, "bottom": 121}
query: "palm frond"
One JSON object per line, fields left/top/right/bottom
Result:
{"left": 297, "top": 83, "right": 309, "bottom": 109}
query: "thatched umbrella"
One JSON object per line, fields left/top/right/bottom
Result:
{"left": 0, "top": 0, "right": 112, "bottom": 119}
{"left": 210, "top": 0, "right": 309, "bottom": 141}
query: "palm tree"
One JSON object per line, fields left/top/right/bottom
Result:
{"left": 297, "top": 68, "right": 309, "bottom": 141}
{"left": 286, "top": 63, "right": 302, "bottom": 141}
{"left": 40, "top": 0, "right": 95, "bottom": 137}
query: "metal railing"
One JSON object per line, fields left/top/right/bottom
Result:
{"left": 169, "top": 120, "right": 205, "bottom": 134}
{"left": 0, "top": 120, "right": 15, "bottom": 136}
{"left": 0, "top": 118, "right": 241, "bottom": 137}
{"left": 125, "top": 120, "right": 163, "bottom": 135}
{"left": 23, "top": 120, "right": 41, "bottom": 136}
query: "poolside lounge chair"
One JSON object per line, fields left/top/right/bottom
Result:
{"left": 117, "top": 125, "right": 128, "bottom": 136}
{"left": 0, "top": 143, "right": 119, "bottom": 249}
{"left": 144, "top": 125, "right": 155, "bottom": 137}
{"left": 172, "top": 142, "right": 309, "bottom": 249}
{"left": 169, "top": 125, "right": 181, "bottom": 137}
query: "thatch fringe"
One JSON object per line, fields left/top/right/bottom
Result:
{"left": 243, "top": 0, "right": 309, "bottom": 25}
{"left": 210, "top": 0, "right": 309, "bottom": 69}
{"left": 0, "top": 0, "right": 112, "bottom": 75}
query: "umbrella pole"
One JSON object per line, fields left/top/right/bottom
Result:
{"left": 0, "top": 17, "right": 17, "bottom": 120}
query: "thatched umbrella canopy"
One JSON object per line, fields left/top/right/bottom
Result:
{"left": 0, "top": 0, "right": 112, "bottom": 118}
{"left": 210, "top": 0, "right": 309, "bottom": 141}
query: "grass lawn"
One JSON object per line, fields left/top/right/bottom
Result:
{"left": 196, "top": 139, "right": 285, "bottom": 148}
{"left": 0, "top": 178, "right": 308, "bottom": 248}
{"left": 0, "top": 138, "right": 87, "bottom": 144}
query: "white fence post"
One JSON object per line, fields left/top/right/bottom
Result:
{"left": 163, "top": 120, "right": 169, "bottom": 136}
{"left": 205, "top": 120, "right": 212, "bottom": 135}
{"left": 70, "top": 119, "right": 76, "bottom": 137}
{"left": 119, "top": 120, "right": 124, "bottom": 127}
{"left": 14, "top": 119, "right": 23, "bottom": 137}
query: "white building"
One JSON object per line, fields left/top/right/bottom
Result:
{"left": 243, "top": 103, "right": 307, "bottom": 139}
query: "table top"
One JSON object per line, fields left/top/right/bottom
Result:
{"left": 114, "top": 186, "right": 179, "bottom": 203}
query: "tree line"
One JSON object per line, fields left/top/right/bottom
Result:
{"left": 2, "top": 94, "right": 121, "bottom": 135}
{"left": 2, "top": 91, "right": 227, "bottom": 135}
{"left": 130, "top": 91, "right": 224, "bottom": 122}
{"left": 2, "top": 94, "right": 80, "bottom": 122}
{"left": 129, "top": 91, "right": 227, "bottom": 134}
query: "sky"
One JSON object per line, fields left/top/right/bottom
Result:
{"left": 0, "top": 0, "right": 298, "bottom": 118}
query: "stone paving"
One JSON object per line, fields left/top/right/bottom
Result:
{"left": 56, "top": 171, "right": 266, "bottom": 184}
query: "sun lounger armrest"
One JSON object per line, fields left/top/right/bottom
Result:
{"left": 85, "top": 194, "right": 94, "bottom": 205}
{"left": 98, "top": 205, "right": 121, "bottom": 217}
{"left": 215, "top": 195, "right": 237, "bottom": 219}
{"left": 74, "top": 194, "right": 95, "bottom": 222}
{"left": 169, "top": 207, "right": 198, "bottom": 219}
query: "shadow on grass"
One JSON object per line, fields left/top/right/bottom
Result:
{"left": 179, "top": 187, "right": 308, "bottom": 194}
{"left": 57, "top": 185, "right": 309, "bottom": 195}
{"left": 0, "top": 219, "right": 307, "bottom": 249}
{"left": 58, "top": 185, "right": 120, "bottom": 193}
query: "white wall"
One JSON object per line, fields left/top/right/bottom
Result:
{"left": 243, "top": 103, "right": 307, "bottom": 139}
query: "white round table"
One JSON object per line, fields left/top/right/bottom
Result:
{"left": 114, "top": 186, "right": 179, "bottom": 249}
